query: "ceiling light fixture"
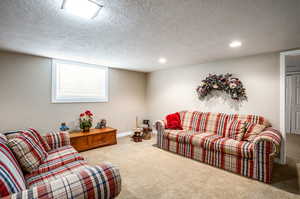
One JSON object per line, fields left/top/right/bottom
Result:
{"left": 229, "top": 40, "right": 242, "bottom": 48}
{"left": 61, "top": 0, "right": 103, "bottom": 19}
{"left": 158, "top": 57, "right": 167, "bottom": 64}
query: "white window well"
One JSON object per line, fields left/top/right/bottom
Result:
{"left": 52, "top": 59, "right": 108, "bottom": 103}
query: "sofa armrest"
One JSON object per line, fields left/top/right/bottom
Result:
{"left": 43, "top": 131, "right": 71, "bottom": 150}
{"left": 155, "top": 120, "right": 166, "bottom": 133}
{"left": 4, "top": 162, "right": 121, "bottom": 199}
{"left": 155, "top": 120, "right": 166, "bottom": 148}
{"left": 253, "top": 127, "right": 282, "bottom": 156}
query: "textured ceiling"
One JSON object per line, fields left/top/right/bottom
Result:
{"left": 0, "top": 0, "right": 299, "bottom": 72}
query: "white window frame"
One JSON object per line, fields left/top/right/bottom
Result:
{"left": 52, "top": 59, "right": 109, "bottom": 103}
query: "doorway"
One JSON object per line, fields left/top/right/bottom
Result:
{"left": 286, "top": 61, "right": 300, "bottom": 135}
{"left": 278, "top": 50, "right": 300, "bottom": 193}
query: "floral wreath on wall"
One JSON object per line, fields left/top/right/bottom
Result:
{"left": 196, "top": 73, "right": 247, "bottom": 101}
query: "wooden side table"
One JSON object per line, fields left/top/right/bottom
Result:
{"left": 70, "top": 128, "right": 117, "bottom": 152}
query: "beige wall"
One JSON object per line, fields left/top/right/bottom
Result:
{"left": 146, "top": 53, "right": 280, "bottom": 129}
{"left": 0, "top": 51, "right": 147, "bottom": 134}
{"left": 0, "top": 51, "right": 281, "bottom": 134}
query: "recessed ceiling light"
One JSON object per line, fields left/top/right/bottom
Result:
{"left": 158, "top": 57, "right": 167, "bottom": 64}
{"left": 229, "top": 40, "right": 242, "bottom": 48}
{"left": 61, "top": 0, "right": 103, "bottom": 19}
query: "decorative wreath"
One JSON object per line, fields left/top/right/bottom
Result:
{"left": 196, "top": 73, "right": 247, "bottom": 101}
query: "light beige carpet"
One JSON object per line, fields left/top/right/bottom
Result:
{"left": 81, "top": 136, "right": 300, "bottom": 199}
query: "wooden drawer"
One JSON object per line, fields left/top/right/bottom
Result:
{"left": 88, "top": 131, "right": 117, "bottom": 147}
{"left": 71, "top": 136, "right": 89, "bottom": 152}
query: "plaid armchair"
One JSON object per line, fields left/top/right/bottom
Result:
{"left": 155, "top": 111, "right": 281, "bottom": 183}
{"left": 0, "top": 131, "right": 121, "bottom": 199}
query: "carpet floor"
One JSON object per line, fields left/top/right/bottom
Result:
{"left": 81, "top": 136, "right": 300, "bottom": 199}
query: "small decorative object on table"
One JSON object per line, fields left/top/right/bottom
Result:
{"left": 96, "top": 119, "right": 107, "bottom": 129}
{"left": 132, "top": 128, "right": 143, "bottom": 142}
{"left": 141, "top": 119, "right": 152, "bottom": 140}
{"left": 79, "top": 110, "right": 93, "bottom": 132}
{"left": 60, "top": 122, "right": 69, "bottom": 131}
{"left": 142, "top": 127, "right": 152, "bottom": 140}
{"left": 143, "top": 120, "right": 150, "bottom": 127}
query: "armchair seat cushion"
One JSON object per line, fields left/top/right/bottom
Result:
{"left": 25, "top": 160, "right": 89, "bottom": 187}
{"left": 28, "top": 145, "right": 85, "bottom": 177}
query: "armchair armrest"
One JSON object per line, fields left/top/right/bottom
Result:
{"left": 4, "top": 163, "right": 121, "bottom": 199}
{"left": 44, "top": 131, "right": 70, "bottom": 150}
{"left": 253, "top": 127, "right": 282, "bottom": 156}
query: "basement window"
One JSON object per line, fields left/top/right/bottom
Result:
{"left": 52, "top": 59, "right": 108, "bottom": 103}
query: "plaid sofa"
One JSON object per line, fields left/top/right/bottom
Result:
{"left": 0, "top": 131, "right": 121, "bottom": 199}
{"left": 155, "top": 111, "right": 281, "bottom": 183}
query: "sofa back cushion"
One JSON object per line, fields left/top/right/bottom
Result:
{"left": 179, "top": 111, "right": 270, "bottom": 137}
{"left": 7, "top": 131, "right": 48, "bottom": 173}
{"left": 179, "top": 111, "right": 194, "bottom": 130}
{"left": 180, "top": 111, "right": 229, "bottom": 136}
{"left": 227, "top": 114, "right": 270, "bottom": 127}
{"left": 0, "top": 135, "right": 26, "bottom": 197}
{"left": 224, "top": 120, "right": 246, "bottom": 141}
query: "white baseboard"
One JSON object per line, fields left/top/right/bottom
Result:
{"left": 117, "top": 131, "right": 133, "bottom": 138}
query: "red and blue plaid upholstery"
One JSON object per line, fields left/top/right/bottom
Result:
{"left": 2, "top": 129, "right": 121, "bottom": 199}
{"left": 156, "top": 111, "right": 281, "bottom": 183}
{"left": 4, "top": 163, "right": 121, "bottom": 199}
{"left": 0, "top": 135, "right": 26, "bottom": 197}
{"left": 4, "top": 129, "right": 51, "bottom": 151}
{"left": 7, "top": 132, "right": 48, "bottom": 173}
{"left": 44, "top": 131, "right": 70, "bottom": 150}
{"left": 28, "top": 145, "right": 85, "bottom": 177}
{"left": 25, "top": 160, "right": 89, "bottom": 187}
{"left": 27, "top": 129, "right": 51, "bottom": 152}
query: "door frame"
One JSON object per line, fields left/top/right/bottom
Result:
{"left": 280, "top": 49, "right": 300, "bottom": 164}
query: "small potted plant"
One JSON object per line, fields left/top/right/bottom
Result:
{"left": 79, "top": 110, "right": 93, "bottom": 132}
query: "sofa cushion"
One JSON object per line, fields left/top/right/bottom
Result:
{"left": 191, "top": 133, "right": 254, "bottom": 158}
{"left": 28, "top": 145, "right": 85, "bottom": 177}
{"left": 183, "top": 111, "right": 210, "bottom": 132}
{"left": 243, "top": 122, "right": 266, "bottom": 142}
{"left": 27, "top": 128, "right": 51, "bottom": 152}
{"left": 0, "top": 135, "right": 26, "bottom": 197}
{"left": 4, "top": 129, "right": 51, "bottom": 152}
{"left": 164, "top": 129, "right": 187, "bottom": 143}
{"left": 179, "top": 111, "right": 271, "bottom": 135}
{"left": 25, "top": 160, "right": 89, "bottom": 187}
{"left": 7, "top": 132, "right": 48, "bottom": 173}
{"left": 163, "top": 130, "right": 253, "bottom": 158}
{"left": 180, "top": 111, "right": 194, "bottom": 130}
{"left": 228, "top": 114, "right": 270, "bottom": 127}
{"left": 44, "top": 131, "right": 70, "bottom": 150}
{"left": 225, "top": 120, "right": 246, "bottom": 141}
